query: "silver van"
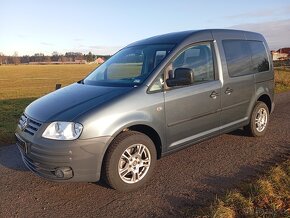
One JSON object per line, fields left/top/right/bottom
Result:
{"left": 15, "top": 29, "right": 274, "bottom": 191}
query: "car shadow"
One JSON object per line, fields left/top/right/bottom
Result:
{"left": 162, "top": 148, "right": 290, "bottom": 217}
{"left": 0, "top": 144, "right": 28, "bottom": 171}
{"left": 227, "top": 128, "right": 250, "bottom": 137}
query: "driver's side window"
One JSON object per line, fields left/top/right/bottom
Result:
{"left": 167, "top": 43, "right": 215, "bottom": 86}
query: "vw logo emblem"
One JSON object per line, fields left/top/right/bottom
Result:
{"left": 20, "top": 117, "right": 29, "bottom": 131}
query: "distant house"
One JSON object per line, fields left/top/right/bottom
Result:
{"left": 95, "top": 57, "right": 105, "bottom": 64}
{"left": 276, "top": 47, "right": 290, "bottom": 55}
{"left": 271, "top": 51, "right": 288, "bottom": 61}
{"left": 74, "top": 59, "right": 87, "bottom": 64}
{"left": 271, "top": 48, "right": 290, "bottom": 61}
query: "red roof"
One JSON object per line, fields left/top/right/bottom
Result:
{"left": 276, "top": 48, "right": 290, "bottom": 55}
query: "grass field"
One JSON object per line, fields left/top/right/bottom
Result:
{"left": 0, "top": 64, "right": 98, "bottom": 100}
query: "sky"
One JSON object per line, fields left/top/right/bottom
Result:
{"left": 1, "top": 0, "right": 290, "bottom": 56}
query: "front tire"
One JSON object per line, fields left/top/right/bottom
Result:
{"left": 245, "top": 101, "right": 269, "bottom": 137}
{"left": 103, "top": 131, "right": 157, "bottom": 192}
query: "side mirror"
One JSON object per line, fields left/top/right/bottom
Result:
{"left": 166, "top": 68, "right": 194, "bottom": 87}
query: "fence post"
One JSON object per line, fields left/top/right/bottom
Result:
{"left": 55, "top": 84, "right": 62, "bottom": 90}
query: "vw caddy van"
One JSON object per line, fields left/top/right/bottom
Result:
{"left": 16, "top": 29, "right": 274, "bottom": 191}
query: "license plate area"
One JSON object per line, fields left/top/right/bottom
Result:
{"left": 15, "top": 134, "right": 28, "bottom": 154}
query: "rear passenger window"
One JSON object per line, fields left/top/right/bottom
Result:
{"left": 249, "top": 41, "right": 270, "bottom": 72}
{"left": 223, "top": 40, "right": 270, "bottom": 77}
{"left": 222, "top": 40, "right": 252, "bottom": 77}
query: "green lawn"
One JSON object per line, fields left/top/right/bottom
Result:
{"left": 0, "top": 98, "right": 36, "bottom": 144}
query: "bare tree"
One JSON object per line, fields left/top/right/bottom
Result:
{"left": 60, "top": 55, "right": 68, "bottom": 63}
{"left": 44, "top": 56, "right": 51, "bottom": 63}
{"left": 51, "top": 51, "right": 59, "bottom": 62}
{"left": 0, "top": 52, "right": 4, "bottom": 65}
{"left": 12, "top": 52, "right": 20, "bottom": 65}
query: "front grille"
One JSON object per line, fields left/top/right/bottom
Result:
{"left": 18, "top": 114, "right": 42, "bottom": 136}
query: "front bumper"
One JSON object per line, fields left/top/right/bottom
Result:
{"left": 15, "top": 125, "right": 111, "bottom": 182}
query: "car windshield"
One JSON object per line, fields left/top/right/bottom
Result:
{"left": 83, "top": 44, "right": 175, "bottom": 87}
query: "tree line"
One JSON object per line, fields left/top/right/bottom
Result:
{"left": 0, "top": 52, "right": 110, "bottom": 65}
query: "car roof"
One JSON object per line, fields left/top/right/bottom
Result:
{"left": 126, "top": 30, "right": 199, "bottom": 47}
{"left": 125, "top": 29, "right": 261, "bottom": 47}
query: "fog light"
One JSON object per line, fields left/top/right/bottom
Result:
{"left": 54, "top": 167, "right": 73, "bottom": 179}
{"left": 55, "top": 168, "right": 64, "bottom": 178}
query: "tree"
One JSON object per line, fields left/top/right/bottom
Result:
{"left": 52, "top": 51, "right": 59, "bottom": 56}
{"left": 0, "top": 52, "right": 4, "bottom": 65}
{"left": 85, "top": 52, "right": 94, "bottom": 62}
{"left": 51, "top": 51, "right": 60, "bottom": 62}
{"left": 44, "top": 56, "right": 51, "bottom": 63}
{"left": 34, "top": 53, "right": 45, "bottom": 62}
{"left": 76, "top": 54, "right": 83, "bottom": 61}
{"left": 12, "top": 52, "right": 20, "bottom": 65}
{"left": 60, "top": 55, "right": 68, "bottom": 62}
{"left": 21, "top": 55, "right": 30, "bottom": 64}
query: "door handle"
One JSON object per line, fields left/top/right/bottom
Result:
{"left": 210, "top": 91, "right": 219, "bottom": 99}
{"left": 225, "top": 88, "right": 233, "bottom": 95}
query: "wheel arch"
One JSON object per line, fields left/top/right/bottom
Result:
{"left": 126, "top": 124, "right": 162, "bottom": 159}
{"left": 257, "top": 94, "right": 272, "bottom": 113}
{"left": 100, "top": 123, "right": 163, "bottom": 182}
{"left": 247, "top": 88, "right": 273, "bottom": 121}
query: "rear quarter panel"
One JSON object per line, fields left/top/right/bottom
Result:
{"left": 245, "top": 31, "right": 274, "bottom": 116}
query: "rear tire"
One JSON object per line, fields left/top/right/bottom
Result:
{"left": 244, "top": 101, "right": 269, "bottom": 137}
{"left": 103, "top": 131, "right": 157, "bottom": 192}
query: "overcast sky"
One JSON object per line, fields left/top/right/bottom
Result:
{"left": 1, "top": 0, "right": 290, "bottom": 56}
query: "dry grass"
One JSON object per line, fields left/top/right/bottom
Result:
{"left": 0, "top": 64, "right": 98, "bottom": 100}
{"left": 275, "top": 68, "right": 290, "bottom": 93}
{"left": 194, "top": 160, "right": 290, "bottom": 218}
{"left": 0, "top": 64, "right": 98, "bottom": 145}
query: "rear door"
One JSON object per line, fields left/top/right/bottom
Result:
{"left": 212, "top": 31, "right": 255, "bottom": 132}
{"left": 221, "top": 40, "right": 255, "bottom": 129}
{"left": 164, "top": 42, "right": 222, "bottom": 149}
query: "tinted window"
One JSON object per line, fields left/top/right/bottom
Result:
{"left": 170, "top": 43, "right": 215, "bottom": 83}
{"left": 249, "top": 41, "right": 269, "bottom": 72}
{"left": 222, "top": 40, "right": 252, "bottom": 77}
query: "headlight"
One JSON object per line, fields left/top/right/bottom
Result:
{"left": 42, "top": 122, "right": 83, "bottom": 140}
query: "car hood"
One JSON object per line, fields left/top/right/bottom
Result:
{"left": 25, "top": 83, "right": 132, "bottom": 122}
